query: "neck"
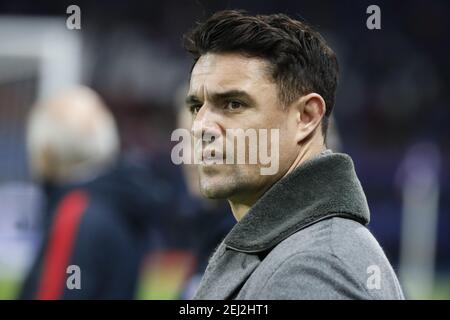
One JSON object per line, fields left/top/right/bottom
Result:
{"left": 283, "top": 137, "right": 326, "bottom": 180}
{"left": 229, "top": 135, "right": 326, "bottom": 221}
{"left": 229, "top": 195, "right": 259, "bottom": 221}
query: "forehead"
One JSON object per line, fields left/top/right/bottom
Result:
{"left": 189, "top": 53, "right": 273, "bottom": 95}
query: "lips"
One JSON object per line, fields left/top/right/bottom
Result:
{"left": 201, "top": 148, "right": 224, "bottom": 164}
{"left": 194, "top": 137, "right": 225, "bottom": 164}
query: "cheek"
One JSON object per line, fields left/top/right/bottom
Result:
{"left": 278, "top": 124, "right": 299, "bottom": 157}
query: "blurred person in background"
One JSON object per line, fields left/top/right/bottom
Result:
{"left": 20, "top": 86, "right": 156, "bottom": 299}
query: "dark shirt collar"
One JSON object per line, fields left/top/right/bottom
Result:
{"left": 224, "top": 151, "right": 370, "bottom": 253}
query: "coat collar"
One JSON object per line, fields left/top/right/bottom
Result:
{"left": 224, "top": 151, "right": 370, "bottom": 253}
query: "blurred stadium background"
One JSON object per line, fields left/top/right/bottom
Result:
{"left": 0, "top": 0, "right": 449, "bottom": 299}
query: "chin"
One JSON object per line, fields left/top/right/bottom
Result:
{"left": 199, "top": 178, "right": 235, "bottom": 199}
{"left": 197, "top": 164, "right": 257, "bottom": 199}
{"left": 198, "top": 169, "right": 238, "bottom": 199}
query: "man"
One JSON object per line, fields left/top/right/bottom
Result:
{"left": 20, "top": 87, "right": 157, "bottom": 299}
{"left": 183, "top": 10, "right": 404, "bottom": 299}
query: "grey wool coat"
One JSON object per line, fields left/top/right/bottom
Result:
{"left": 193, "top": 151, "right": 405, "bottom": 300}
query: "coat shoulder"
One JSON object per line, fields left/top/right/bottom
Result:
{"left": 238, "top": 217, "right": 404, "bottom": 299}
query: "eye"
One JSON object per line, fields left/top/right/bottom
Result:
{"left": 225, "top": 100, "right": 243, "bottom": 111}
{"left": 190, "top": 104, "right": 202, "bottom": 115}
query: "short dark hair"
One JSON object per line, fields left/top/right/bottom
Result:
{"left": 184, "top": 10, "right": 339, "bottom": 138}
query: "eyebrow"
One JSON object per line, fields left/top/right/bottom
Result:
{"left": 185, "top": 95, "right": 202, "bottom": 106}
{"left": 185, "top": 90, "right": 255, "bottom": 106}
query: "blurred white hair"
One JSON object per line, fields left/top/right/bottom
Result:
{"left": 27, "top": 86, "right": 119, "bottom": 184}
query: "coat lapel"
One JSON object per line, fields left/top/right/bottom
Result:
{"left": 194, "top": 243, "right": 261, "bottom": 299}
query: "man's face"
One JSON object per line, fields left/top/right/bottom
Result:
{"left": 187, "top": 53, "right": 300, "bottom": 202}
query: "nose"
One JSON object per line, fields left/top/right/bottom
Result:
{"left": 191, "top": 104, "right": 222, "bottom": 145}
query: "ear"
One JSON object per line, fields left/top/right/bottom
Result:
{"left": 293, "top": 93, "right": 326, "bottom": 144}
